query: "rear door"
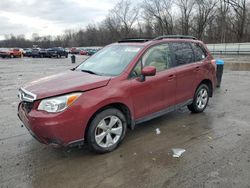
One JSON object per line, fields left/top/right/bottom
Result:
{"left": 170, "top": 42, "right": 196, "bottom": 105}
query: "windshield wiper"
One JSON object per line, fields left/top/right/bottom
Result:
{"left": 81, "top": 69, "right": 100, "bottom": 75}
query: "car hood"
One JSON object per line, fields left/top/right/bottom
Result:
{"left": 23, "top": 70, "right": 111, "bottom": 100}
{"left": 0, "top": 50, "right": 10, "bottom": 53}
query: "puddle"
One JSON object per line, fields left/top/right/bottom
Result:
{"left": 225, "top": 63, "right": 250, "bottom": 71}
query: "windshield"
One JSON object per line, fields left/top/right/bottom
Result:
{"left": 76, "top": 45, "right": 142, "bottom": 76}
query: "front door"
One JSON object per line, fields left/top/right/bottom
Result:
{"left": 129, "top": 43, "right": 176, "bottom": 119}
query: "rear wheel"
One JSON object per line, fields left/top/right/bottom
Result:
{"left": 188, "top": 84, "right": 209, "bottom": 113}
{"left": 87, "top": 108, "right": 127, "bottom": 153}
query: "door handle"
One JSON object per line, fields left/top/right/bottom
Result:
{"left": 168, "top": 74, "right": 176, "bottom": 81}
{"left": 194, "top": 66, "right": 200, "bottom": 72}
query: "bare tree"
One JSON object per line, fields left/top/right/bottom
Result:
{"left": 62, "top": 30, "right": 77, "bottom": 47}
{"left": 1, "top": 0, "right": 250, "bottom": 48}
{"left": 31, "top": 33, "right": 41, "bottom": 43}
{"left": 143, "top": 0, "right": 174, "bottom": 35}
{"left": 217, "top": 0, "right": 230, "bottom": 42}
{"left": 227, "top": 0, "right": 248, "bottom": 42}
{"left": 144, "top": 20, "right": 154, "bottom": 37}
{"left": 111, "top": 0, "right": 140, "bottom": 37}
{"left": 103, "top": 15, "right": 122, "bottom": 41}
{"left": 192, "top": 0, "right": 217, "bottom": 40}
{"left": 176, "top": 0, "right": 195, "bottom": 35}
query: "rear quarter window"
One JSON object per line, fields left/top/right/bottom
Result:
{"left": 192, "top": 43, "right": 207, "bottom": 62}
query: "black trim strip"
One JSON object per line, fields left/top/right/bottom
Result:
{"left": 135, "top": 99, "right": 193, "bottom": 124}
{"left": 67, "top": 138, "right": 85, "bottom": 147}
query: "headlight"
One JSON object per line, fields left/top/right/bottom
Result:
{"left": 38, "top": 92, "right": 82, "bottom": 113}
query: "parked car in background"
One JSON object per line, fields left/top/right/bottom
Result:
{"left": 0, "top": 48, "right": 22, "bottom": 58}
{"left": 39, "top": 49, "right": 47, "bottom": 58}
{"left": 79, "top": 49, "right": 88, "bottom": 55}
{"left": 46, "top": 47, "right": 68, "bottom": 58}
{"left": 65, "top": 48, "right": 70, "bottom": 53}
{"left": 31, "top": 48, "right": 47, "bottom": 58}
{"left": 0, "top": 48, "right": 12, "bottom": 58}
{"left": 70, "top": 47, "right": 81, "bottom": 54}
{"left": 12, "top": 48, "right": 22, "bottom": 57}
{"left": 31, "top": 48, "right": 40, "bottom": 58}
{"left": 17, "top": 35, "right": 217, "bottom": 153}
{"left": 86, "top": 49, "right": 98, "bottom": 56}
{"left": 23, "top": 48, "right": 32, "bottom": 57}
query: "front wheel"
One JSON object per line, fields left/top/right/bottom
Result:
{"left": 188, "top": 84, "right": 209, "bottom": 113}
{"left": 87, "top": 108, "right": 127, "bottom": 153}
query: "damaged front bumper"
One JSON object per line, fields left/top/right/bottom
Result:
{"left": 17, "top": 102, "right": 85, "bottom": 147}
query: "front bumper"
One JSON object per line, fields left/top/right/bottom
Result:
{"left": 0, "top": 53, "right": 10, "bottom": 57}
{"left": 17, "top": 102, "right": 85, "bottom": 147}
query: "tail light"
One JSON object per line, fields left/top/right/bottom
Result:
{"left": 211, "top": 59, "right": 216, "bottom": 71}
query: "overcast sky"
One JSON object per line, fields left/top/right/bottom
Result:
{"left": 0, "top": 0, "right": 120, "bottom": 40}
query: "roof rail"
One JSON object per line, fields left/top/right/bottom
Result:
{"left": 118, "top": 38, "right": 152, "bottom": 43}
{"left": 153, "top": 35, "right": 197, "bottom": 40}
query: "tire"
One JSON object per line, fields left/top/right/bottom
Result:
{"left": 188, "top": 84, "right": 209, "bottom": 113}
{"left": 87, "top": 108, "right": 127, "bottom": 153}
{"left": 10, "top": 54, "right": 14, "bottom": 58}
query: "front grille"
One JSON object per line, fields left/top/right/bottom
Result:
{"left": 22, "top": 101, "right": 34, "bottom": 113}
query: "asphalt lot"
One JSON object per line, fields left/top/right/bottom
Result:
{"left": 0, "top": 55, "right": 250, "bottom": 188}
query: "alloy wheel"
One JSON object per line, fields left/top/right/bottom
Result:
{"left": 196, "top": 88, "right": 208, "bottom": 110}
{"left": 95, "top": 115, "right": 123, "bottom": 148}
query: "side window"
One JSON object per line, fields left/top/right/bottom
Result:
{"left": 171, "top": 42, "right": 194, "bottom": 66}
{"left": 192, "top": 43, "right": 207, "bottom": 62}
{"left": 130, "top": 44, "right": 172, "bottom": 78}
{"left": 142, "top": 44, "right": 171, "bottom": 72}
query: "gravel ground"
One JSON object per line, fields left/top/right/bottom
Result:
{"left": 0, "top": 56, "right": 250, "bottom": 188}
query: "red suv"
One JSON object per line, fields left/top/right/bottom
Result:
{"left": 18, "top": 35, "right": 217, "bottom": 153}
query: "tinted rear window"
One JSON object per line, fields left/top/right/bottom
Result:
{"left": 171, "top": 42, "right": 194, "bottom": 66}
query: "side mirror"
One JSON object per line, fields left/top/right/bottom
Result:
{"left": 140, "top": 66, "right": 156, "bottom": 81}
{"left": 142, "top": 66, "right": 156, "bottom": 76}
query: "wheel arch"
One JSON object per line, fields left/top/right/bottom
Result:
{"left": 198, "top": 79, "right": 213, "bottom": 97}
{"left": 84, "top": 102, "right": 134, "bottom": 140}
